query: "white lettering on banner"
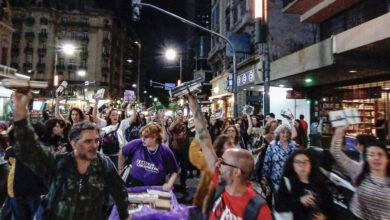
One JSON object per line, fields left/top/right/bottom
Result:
{"left": 237, "top": 69, "right": 255, "bottom": 87}
{"left": 212, "top": 197, "right": 243, "bottom": 220}
{"left": 136, "top": 159, "right": 159, "bottom": 173}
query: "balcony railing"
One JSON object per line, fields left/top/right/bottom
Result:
{"left": 25, "top": 17, "right": 35, "bottom": 26}
{"left": 10, "top": 62, "right": 18, "bottom": 69}
{"left": 25, "top": 32, "right": 35, "bottom": 41}
{"left": 67, "top": 64, "right": 77, "bottom": 71}
{"left": 60, "top": 20, "right": 89, "bottom": 27}
{"left": 11, "top": 47, "right": 19, "bottom": 55}
{"left": 24, "top": 47, "right": 33, "bottom": 54}
{"left": 79, "top": 36, "right": 89, "bottom": 42}
{"left": 103, "top": 38, "right": 110, "bottom": 46}
{"left": 38, "top": 48, "right": 47, "bottom": 55}
{"left": 102, "top": 52, "right": 110, "bottom": 58}
{"left": 40, "top": 17, "right": 48, "bottom": 25}
{"left": 23, "top": 62, "right": 32, "bottom": 69}
{"left": 102, "top": 66, "right": 109, "bottom": 73}
{"left": 38, "top": 32, "right": 48, "bottom": 40}
{"left": 56, "top": 64, "right": 66, "bottom": 71}
{"left": 36, "top": 63, "right": 45, "bottom": 72}
{"left": 80, "top": 51, "right": 88, "bottom": 58}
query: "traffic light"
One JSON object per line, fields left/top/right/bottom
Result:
{"left": 131, "top": 0, "right": 142, "bottom": 21}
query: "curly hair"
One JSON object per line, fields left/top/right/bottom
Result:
{"left": 264, "top": 120, "right": 278, "bottom": 135}
{"left": 105, "top": 108, "right": 121, "bottom": 126}
{"left": 274, "top": 124, "right": 292, "bottom": 141}
{"left": 139, "top": 122, "right": 163, "bottom": 144}
{"left": 67, "top": 107, "right": 85, "bottom": 125}
{"left": 282, "top": 150, "right": 324, "bottom": 183}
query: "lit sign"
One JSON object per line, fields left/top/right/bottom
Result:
{"left": 237, "top": 69, "right": 255, "bottom": 87}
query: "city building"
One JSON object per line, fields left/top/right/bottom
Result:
{"left": 270, "top": 0, "right": 390, "bottom": 143}
{"left": 10, "top": 1, "right": 132, "bottom": 111}
{"left": 0, "top": 0, "right": 17, "bottom": 121}
{"left": 208, "top": 0, "right": 315, "bottom": 117}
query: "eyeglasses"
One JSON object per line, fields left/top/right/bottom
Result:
{"left": 367, "top": 152, "right": 387, "bottom": 158}
{"left": 217, "top": 158, "right": 245, "bottom": 174}
{"left": 293, "top": 160, "right": 310, "bottom": 165}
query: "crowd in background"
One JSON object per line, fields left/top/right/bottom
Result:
{"left": 0, "top": 90, "right": 389, "bottom": 220}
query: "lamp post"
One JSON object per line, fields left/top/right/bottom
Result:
{"left": 134, "top": 41, "right": 141, "bottom": 103}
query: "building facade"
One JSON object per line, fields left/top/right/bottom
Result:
{"left": 270, "top": 0, "right": 390, "bottom": 143}
{"left": 208, "top": 0, "right": 315, "bottom": 117}
{"left": 10, "top": 2, "right": 131, "bottom": 111}
{"left": 0, "top": 0, "right": 17, "bottom": 122}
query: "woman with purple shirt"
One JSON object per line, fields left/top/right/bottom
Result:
{"left": 118, "top": 122, "right": 179, "bottom": 191}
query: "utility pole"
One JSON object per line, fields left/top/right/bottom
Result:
{"left": 254, "top": 0, "right": 270, "bottom": 115}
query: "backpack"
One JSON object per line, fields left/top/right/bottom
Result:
{"left": 209, "top": 185, "right": 267, "bottom": 220}
{"left": 125, "top": 124, "right": 141, "bottom": 142}
{"left": 100, "top": 123, "right": 121, "bottom": 155}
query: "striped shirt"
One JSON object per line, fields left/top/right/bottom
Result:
{"left": 330, "top": 138, "right": 390, "bottom": 220}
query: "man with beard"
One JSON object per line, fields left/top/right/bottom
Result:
{"left": 11, "top": 89, "right": 130, "bottom": 220}
{"left": 186, "top": 94, "right": 272, "bottom": 220}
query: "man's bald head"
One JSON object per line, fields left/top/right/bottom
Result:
{"left": 223, "top": 148, "right": 254, "bottom": 179}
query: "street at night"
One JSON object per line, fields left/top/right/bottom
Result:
{"left": 0, "top": 0, "right": 390, "bottom": 220}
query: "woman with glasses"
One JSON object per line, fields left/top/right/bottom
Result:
{"left": 118, "top": 123, "right": 179, "bottom": 191}
{"left": 261, "top": 124, "right": 297, "bottom": 192}
{"left": 330, "top": 126, "right": 390, "bottom": 219}
{"left": 223, "top": 125, "right": 245, "bottom": 149}
{"left": 275, "top": 150, "right": 333, "bottom": 220}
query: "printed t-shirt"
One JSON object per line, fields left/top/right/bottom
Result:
{"left": 209, "top": 170, "right": 272, "bottom": 220}
{"left": 122, "top": 139, "right": 179, "bottom": 185}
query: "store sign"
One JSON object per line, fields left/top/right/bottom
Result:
{"left": 237, "top": 70, "right": 255, "bottom": 87}
{"left": 286, "top": 90, "right": 306, "bottom": 99}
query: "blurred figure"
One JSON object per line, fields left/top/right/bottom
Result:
{"left": 299, "top": 114, "right": 308, "bottom": 132}
{"left": 374, "top": 112, "right": 386, "bottom": 141}
{"left": 331, "top": 126, "right": 390, "bottom": 219}
{"left": 309, "top": 117, "right": 322, "bottom": 147}
{"left": 275, "top": 150, "right": 333, "bottom": 220}
{"left": 293, "top": 119, "right": 308, "bottom": 149}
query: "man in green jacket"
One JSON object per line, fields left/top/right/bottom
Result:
{"left": 11, "top": 89, "right": 130, "bottom": 220}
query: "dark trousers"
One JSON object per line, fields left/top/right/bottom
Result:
{"left": 173, "top": 148, "right": 188, "bottom": 185}
{"left": 0, "top": 164, "right": 10, "bottom": 206}
{"left": 9, "top": 196, "right": 41, "bottom": 220}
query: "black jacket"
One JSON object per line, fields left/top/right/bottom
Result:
{"left": 275, "top": 177, "right": 333, "bottom": 220}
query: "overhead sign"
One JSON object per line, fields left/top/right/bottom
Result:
{"left": 237, "top": 69, "right": 255, "bottom": 87}
{"left": 164, "top": 83, "right": 176, "bottom": 91}
{"left": 286, "top": 90, "right": 306, "bottom": 99}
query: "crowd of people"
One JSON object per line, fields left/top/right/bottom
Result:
{"left": 0, "top": 89, "right": 389, "bottom": 220}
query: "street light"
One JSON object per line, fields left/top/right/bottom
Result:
{"left": 54, "top": 43, "right": 76, "bottom": 86}
{"left": 132, "top": 83, "right": 137, "bottom": 88}
{"left": 77, "top": 69, "right": 86, "bottom": 77}
{"left": 164, "top": 47, "right": 182, "bottom": 83}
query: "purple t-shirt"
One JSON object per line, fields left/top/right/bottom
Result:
{"left": 122, "top": 139, "right": 179, "bottom": 186}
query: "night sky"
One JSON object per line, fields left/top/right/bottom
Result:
{"left": 131, "top": 0, "right": 197, "bottom": 103}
